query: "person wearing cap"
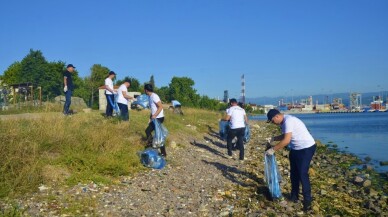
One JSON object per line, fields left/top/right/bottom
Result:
{"left": 266, "top": 109, "right": 316, "bottom": 212}
{"left": 224, "top": 98, "right": 248, "bottom": 161}
{"left": 105, "top": 71, "right": 116, "bottom": 117}
{"left": 116, "top": 79, "right": 134, "bottom": 121}
{"left": 144, "top": 83, "right": 167, "bottom": 157}
{"left": 63, "top": 64, "right": 75, "bottom": 115}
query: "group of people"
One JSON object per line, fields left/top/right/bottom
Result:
{"left": 63, "top": 64, "right": 167, "bottom": 157}
{"left": 224, "top": 99, "right": 316, "bottom": 212}
{"left": 64, "top": 64, "right": 315, "bottom": 212}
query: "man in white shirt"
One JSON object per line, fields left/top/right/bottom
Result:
{"left": 105, "top": 71, "right": 116, "bottom": 117}
{"left": 224, "top": 98, "right": 248, "bottom": 161}
{"left": 117, "top": 79, "right": 134, "bottom": 121}
{"left": 144, "top": 84, "right": 166, "bottom": 157}
{"left": 266, "top": 109, "right": 316, "bottom": 212}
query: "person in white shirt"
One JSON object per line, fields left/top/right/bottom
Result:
{"left": 266, "top": 109, "right": 316, "bottom": 212}
{"left": 144, "top": 84, "right": 166, "bottom": 157}
{"left": 117, "top": 79, "right": 134, "bottom": 121}
{"left": 224, "top": 98, "right": 248, "bottom": 161}
{"left": 104, "top": 71, "right": 116, "bottom": 117}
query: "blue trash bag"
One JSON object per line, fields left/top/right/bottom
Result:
{"left": 107, "top": 93, "right": 120, "bottom": 114}
{"left": 134, "top": 94, "right": 150, "bottom": 108}
{"left": 152, "top": 119, "right": 168, "bottom": 148}
{"left": 264, "top": 154, "right": 283, "bottom": 199}
{"left": 244, "top": 124, "right": 251, "bottom": 143}
{"left": 219, "top": 120, "right": 229, "bottom": 141}
{"left": 140, "top": 149, "right": 166, "bottom": 169}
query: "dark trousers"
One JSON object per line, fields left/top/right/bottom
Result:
{"left": 63, "top": 90, "right": 72, "bottom": 114}
{"left": 105, "top": 94, "right": 114, "bottom": 117}
{"left": 289, "top": 144, "right": 316, "bottom": 202}
{"left": 227, "top": 127, "right": 245, "bottom": 160}
{"left": 118, "top": 103, "right": 129, "bottom": 121}
{"left": 145, "top": 117, "right": 166, "bottom": 156}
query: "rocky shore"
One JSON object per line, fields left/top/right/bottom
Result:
{"left": 1, "top": 120, "right": 387, "bottom": 216}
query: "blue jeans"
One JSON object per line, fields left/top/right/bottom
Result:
{"left": 63, "top": 90, "right": 72, "bottom": 114}
{"left": 289, "top": 144, "right": 316, "bottom": 202}
{"left": 105, "top": 94, "right": 114, "bottom": 117}
{"left": 118, "top": 103, "right": 129, "bottom": 121}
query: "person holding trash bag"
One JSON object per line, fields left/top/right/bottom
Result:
{"left": 105, "top": 71, "right": 116, "bottom": 117}
{"left": 117, "top": 79, "right": 134, "bottom": 121}
{"left": 266, "top": 109, "right": 316, "bottom": 212}
{"left": 144, "top": 84, "right": 167, "bottom": 157}
{"left": 224, "top": 98, "right": 248, "bottom": 161}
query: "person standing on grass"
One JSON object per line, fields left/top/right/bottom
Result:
{"left": 144, "top": 83, "right": 167, "bottom": 157}
{"left": 265, "top": 109, "right": 316, "bottom": 212}
{"left": 105, "top": 71, "right": 116, "bottom": 117}
{"left": 63, "top": 64, "right": 75, "bottom": 115}
{"left": 224, "top": 98, "right": 248, "bottom": 161}
{"left": 116, "top": 79, "right": 134, "bottom": 121}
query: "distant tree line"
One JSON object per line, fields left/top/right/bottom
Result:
{"left": 0, "top": 49, "right": 227, "bottom": 111}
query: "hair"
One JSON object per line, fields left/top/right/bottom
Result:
{"left": 144, "top": 83, "right": 153, "bottom": 92}
{"left": 124, "top": 79, "right": 131, "bottom": 84}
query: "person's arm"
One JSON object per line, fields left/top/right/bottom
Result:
{"left": 224, "top": 115, "right": 231, "bottom": 121}
{"left": 151, "top": 101, "right": 163, "bottom": 119}
{"left": 273, "top": 132, "right": 291, "bottom": 151}
{"left": 244, "top": 114, "right": 248, "bottom": 123}
{"left": 123, "top": 91, "right": 133, "bottom": 100}
{"left": 64, "top": 76, "right": 67, "bottom": 86}
{"left": 105, "top": 85, "right": 115, "bottom": 93}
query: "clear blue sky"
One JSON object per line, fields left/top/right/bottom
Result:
{"left": 1, "top": 0, "right": 387, "bottom": 99}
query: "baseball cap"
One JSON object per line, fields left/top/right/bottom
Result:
{"left": 229, "top": 98, "right": 237, "bottom": 104}
{"left": 267, "top": 109, "right": 280, "bottom": 123}
{"left": 109, "top": 71, "right": 116, "bottom": 75}
{"left": 66, "top": 64, "right": 75, "bottom": 68}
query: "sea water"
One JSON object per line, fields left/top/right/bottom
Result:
{"left": 251, "top": 112, "right": 388, "bottom": 172}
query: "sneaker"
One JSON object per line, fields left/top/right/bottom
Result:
{"left": 289, "top": 195, "right": 299, "bottom": 203}
{"left": 226, "top": 153, "right": 233, "bottom": 159}
{"left": 303, "top": 200, "right": 312, "bottom": 212}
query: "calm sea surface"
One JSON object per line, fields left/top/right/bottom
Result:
{"left": 251, "top": 112, "right": 388, "bottom": 172}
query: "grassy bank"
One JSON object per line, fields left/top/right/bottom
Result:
{"left": 0, "top": 106, "right": 222, "bottom": 199}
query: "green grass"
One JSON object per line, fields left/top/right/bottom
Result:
{"left": 0, "top": 106, "right": 221, "bottom": 199}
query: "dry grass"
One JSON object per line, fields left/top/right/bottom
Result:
{"left": 0, "top": 105, "right": 221, "bottom": 199}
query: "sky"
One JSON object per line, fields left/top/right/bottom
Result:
{"left": 1, "top": 0, "right": 387, "bottom": 100}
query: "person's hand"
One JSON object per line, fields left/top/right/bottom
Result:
{"left": 266, "top": 148, "right": 275, "bottom": 155}
{"left": 266, "top": 137, "right": 274, "bottom": 143}
{"left": 151, "top": 115, "right": 156, "bottom": 119}
{"left": 64, "top": 86, "right": 68, "bottom": 92}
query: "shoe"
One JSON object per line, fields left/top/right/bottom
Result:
{"left": 226, "top": 153, "right": 233, "bottom": 159}
{"left": 303, "top": 200, "right": 312, "bottom": 212}
{"left": 289, "top": 195, "right": 299, "bottom": 203}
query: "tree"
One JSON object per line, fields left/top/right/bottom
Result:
{"left": 168, "top": 77, "right": 200, "bottom": 107}
{"left": 88, "top": 64, "right": 110, "bottom": 109}
{"left": 158, "top": 86, "right": 170, "bottom": 103}
{"left": 115, "top": 76, "right": 141, "bottom": 92}
{"left": 2, "top": 61, "right": 22, "bottom": 85}
{"left": 149, "top": 75, "right": 155, "bottom": 89}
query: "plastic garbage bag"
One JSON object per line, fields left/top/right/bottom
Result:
{"left": 152, "top": 119, "right": 168, "bottom": 148}
{"left": 219, "top": 120, "right": 229, "bottom": 141}
{"left": 135, "top": 94, "right": 150, "bottom": 109}
{"left": 107, "top": 93, "right": 120, "bottom": 114}
{"left": 264, "top": 154, "right": 283, "bottom": 199}
{"left": 140, "top": 149, "right": 166, "bottom": 169}
{"left": 244, "top": 124, "right": 250, "bottom": 143}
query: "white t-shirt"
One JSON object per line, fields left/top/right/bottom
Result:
{"left": 105, "top": 78, "right": 114, "bottom": 95}
{"left": 149, "top": 93, "right": 164, "bottom": 118}
{"left": 117, "top": 84, "right": 128, "bottom": 105}
{"left": 227, "top": 105, "right": 246, "bottom": 129}
{"left": 281, "top": 115, "right": 315, "bottom": 150}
